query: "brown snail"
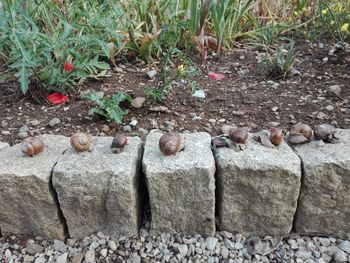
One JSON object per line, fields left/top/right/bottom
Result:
{"left": 228, "top": 128, "right": 248, "bottom": 150}
{"left": 111, "top": 134, "right": 128, "bottom": 153}
{"left": 159, "top": 132, "right": 184, "bottom": 156}
{"left": 314, "top": 124, "right": 337, "bottom": 142}
{"left": 70, "top": 133, "right": 92, "bottom": 152}
{"left": 21, "top": 137, "right": 45, "bottom": 157}
{"left": 255, "top": 128, "right": 283, "bottom": 148}
{"left": 287, "top": 123, "right": 312, "bottom": 145}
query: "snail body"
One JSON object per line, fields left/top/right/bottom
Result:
{"left": 255, "top": 128, "right": 283, "bottom": 148}
{"left": 70, "top": 133, "right": 92, "bottom": 152}
{"left": 228, "top": 128, "right": 248, "bottom": 150}
{"left": 111, "top": 134, "right": 128, "bottom": 153}
{"left": 287, "top": 123, "right": 312, "bottom": 145}
{"left": 314, "top": 124, "right": 336, "bottom": 142}
{"left": 159, "top": 132, "right": 184, "bottom": 156}
{"left": 21, "top": 137, "right": 45, "bottom": 157}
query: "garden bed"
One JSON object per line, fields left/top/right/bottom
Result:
{"left": 0, "top": 40, "right": 349, "bottom": 145}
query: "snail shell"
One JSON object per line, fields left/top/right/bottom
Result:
{"left": 290, "top": 123, "right": 313, "bottom": 139}
{"left": 111, "top": 134, "right": 128, "bottom": 153}
{"left": 255, "top": 130, "right": 275, "bottom": 148}
{"left": 70, "top": 133, "right": 92, "bottom": 152}
{"left": 228, "top": 128, "right": 248, "bottom": 145}
{"left": 269, "top": 127, "right": 283, "bottom": 146}
{"left": 314, "top": 124, "right": 336, "bottom": 142}
{"left": 159, "top": 132, "right": 184, "bottom": 156}
{"left": 21, "top": 137, "right": 45, "bottom": 157}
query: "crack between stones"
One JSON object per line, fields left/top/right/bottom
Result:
{"left": 49, "top": 153, "right": 70, "bottom": 241}
{"left": 212, "top": 147, "right": 222, "bottom": 231}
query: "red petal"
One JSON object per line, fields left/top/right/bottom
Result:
{"left": 209, "top": 72, "right": 225, "bottom": 81}
{"left": 47, "top": 92, "right": 69, "bottom": 105}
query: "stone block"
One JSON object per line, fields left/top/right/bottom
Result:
{"left": 142, "top": 132, "right": 216, "bottom": 236}
{"left": 214, "top": 134, "right": 301, "bottom": 236}
{"left": 52, "top": 136, "right": 143, "bottom": 239}
{"left": 294, "top": 129, "right": 350, "bottom": 238}
{"left": 0, "top": 135, "right": 69, "bottom": 239}
{"left": 0, "top": 141, "right": 9, "bottom": 150}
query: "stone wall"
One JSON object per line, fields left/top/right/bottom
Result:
{"left": 0, "top": 130, "right": 349, "bottom": 240}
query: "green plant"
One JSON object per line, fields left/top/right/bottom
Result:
{"left": 264, "top": 44, "right": 298, "bottom": 79}
{"left": 210, "top": 0, "right": 229, "bottom": 53}
{"left": 85, "top": 92, "right": 132, "bottom": 124}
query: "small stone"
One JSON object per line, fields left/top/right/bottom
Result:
{"left": 205, "top": 237, "right": 218, "bottom": 251}
{"left": 34, "top": 258, "right": 46, "bottom": 263}
{"left": 4, "top": 249, "right": 11, "bottom": 258}
{"left": 113, "top": 66, "right": 124, "bottom": 73}
{"left": 72, "top": 252, "right": 84, "bottom": 263}
{"left": 100, "top": 248, "right": 108, "bottom": 257}
{"left": 322, "top": 57, "right": 328, "bottom": 63}
{"left": 131, "top": 97, "right": 146, "bottom": 109}
{"left": 208, "top": 119, "right": 216, "bottom": 124}
{"left": 295, "top": 251, "right": 312, "bottom": 261}
{"left": 123, "top": 125, "right": 132, "bottom": 132}
{"left": 221, "top": 246, "right": 229, "bottom": 259}
{"left": 84, "top": 250, "right": 95, "bottom": 263}
{"left": 129, "top": 119, "right": 138, "bottom": 127}
{"left": 232, "top": 111, "right": 245, "bottom": 116}
{"left": 49, "top": 118, "right": 61, "bottom": 128}
{"left": 319, "top": 238, "right": 331, "bottom": 247}
{"left": 334, "top": 249, "right": 347, "bottom": 262}
{"left": 177, "top": 244, "right": 188, "bottom": 257}
{"left": 108, "top": 240, "right": 118, "bottom": 251}
{"left": 234, "top": 242, "right": 243, "bottom": 250}
{"left": 316, "top": 112, "right": 327, "bottom": 120}
{"left": 127, "top": 255, "right": 141, "bottom": 263}
{"left": 147, "top": 69, "right": 157, "bottom": 79}
{"left": 30, "top": 120, "right": 41, "bottom": 127}
{"left": 327, "top": 85, "right": 341, "bottom": 96}
{"left": 288, "top": 239, "right": 298, "bottom": 249}
{"left": 192, "top": 90, "right": 206, "bottom": 99}
{"left": 338, "top": 240, "right": 350, "bottom": 253}
{"left": 149, "top": 106, "right": 170, "bottom": 113}
{"left": 325, "top": 105, "right": 334, "bottom": 111}
{"left": 18, "top": 132, "right": 29, "bottom": 139}
{"left": 56, "top": 253, "right": 68, "bottom": 263}
{"left": 272, "top": 106, "right": 279, "bottom": 112}
{"left": 23, "top": 255, "right": 35, "bottom": 262}
{"left": 19, "top": 125, "right": 30, "bottom": 133}
{"left": 101, "top": 125, "right": 110, "bottom": 133}
{"left": 26, "top": 243, "right": 44, "bottom": 255}
{"left": 268, "top": 122, "right": 280, "bottom": 127}
{"left": 54, "top": 239, "right": 67, "bottom": 253}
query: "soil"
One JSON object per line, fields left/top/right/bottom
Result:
{"left": 1, "top": 39, "right": 349, "bottom": 145}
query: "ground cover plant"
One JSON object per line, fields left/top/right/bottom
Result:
{"left": 0, "top": 0, "right": 349, "bottom": 143}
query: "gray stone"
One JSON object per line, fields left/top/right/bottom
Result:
{"left": 214, "top": 133, "right": 301, "bottom": 236}
{"left": 334, "top": 249, "right": 347, "bottom": 262}
{"left": 327, "top": 85, "right": 341, "bottom": 96}
{"left": 319, "top": 238, "right": 330, "bottom": 247}
{"left": 56, "top": 253, "right": 68, "bottom": 263}
{"left": 72, "top": 252, "right": 84, "bottom": 263}
{"left": 127, "top": 255, "right": 141, "bottom": 263}
{"left": 108, "top": 240, "right": 118, "bottom": 251}
{"left": 100, "top": 248, "right": 108, "bottom": 257}
{"left": 34, "top": 258, "right": 46, "bottom": 263}
{"left": 205, "top": 237, "right": 218, "bottom": 251}
{"left": 48, "top": 118, "right": 61, "bottom": 128}
{"left": 23, "top": 255, "right": 35, "bottom": 262}
{"left": 19, "top": 132, "right": 29, "bottom": 139}
{"left": 0, "top": 141, "right": 9, "bottom": 150}
{"left": 221, "top": 246, "right": 229, "bottom": 259}
{"left": 142, "top": 132, "right": 216, "bottom": 236}
{"left": 147, "top": 70, "right": 157, "bottom": 79}
{"left": 123, "top": 125, "right": 132, "bottom": 132}
{"left": 53, "top": 136, "right": 143, "bottom": 239}
{"left": 53, "top": 239, "right": 67, "bottom": 253}
{"left": 131, "top": 97, "right": 146, "bottom": 109}
{"left": 177, "top": 244, "right": 188, "bottom": 257}
{"left": 84, "top": 250, "right": 95, "bottom": 263}
{"left": 0, "top": 135, "right": 69, "bottom": 239}
{"left": 26, "top": 243, "right": 44, "bottom": 255}
{"left": 338, "top": 240, "right": 350, "bottom": 253}
{"left": 294, "top": 129, "right": 350, "bottom": 238}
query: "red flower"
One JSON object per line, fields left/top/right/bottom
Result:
{"left": 209, "top": 72, "right": 225, "bottom": 81}
{"left": 64, "top": 61, "right": 74, "bottom": 72}
{"left": 47, "top": 92, "right": 69, "bottom": 105}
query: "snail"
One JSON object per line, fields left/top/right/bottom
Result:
{"left": 314, "top": 124, "right": 337, "bottom": 142}
{"left": 211, "top": 137, "right": 229, "bottom": 149}
{"left": 159, "top": 132, "right": 184, "bottom": 156}
{"left": 70, "top": 133, "right": 92, "bottom": 152}
{"left": 228, "top": 128, "right": 248, "bottom": 150}
{"left": 21, "top": 137, "right": 45, "bottom": 157}
{"left": 255, "top": 128, "right": 283, "bottom": 148}
{"left": 111, "top": 134, "right": 128, "bottom": 153}
{"left": 287, "top": 123, "right": 313, "bottom": 145}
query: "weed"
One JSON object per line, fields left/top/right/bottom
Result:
{"left": 85, "top": 92, "right": 132, "bottom": 124}
{"left": 264, "top": 44, "right": 299, "bottom": 79}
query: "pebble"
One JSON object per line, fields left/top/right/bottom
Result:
{"left": 192, "top": 90, "right": 206, "bottom": 99}
{"left": 123, "top": 125, "right": 132, "bottom": 132}
{"left": 131, "top": 97, "right": 146, "bottom": 109}
{"left": 23, "top": 255, "right": 35, "bottom": 262}
{"left": 30, "top": 120, "right": 41, "bottom": 127}
{"left": 129, "top": 119, "right": 138, "bottom": 127}
{"left": 319, "top": 238, "right": 331, "bottom": 247}
{"left": 49, "top": 118, "right": 61, "bottom": 128}
{"left": 18, "top": 132, "right": 29, "bottom": 139}
{"left": 34, "top": 258, "right": 46, "bottom": 263}
{"left": 334, "top": 249, "right": 348, "bottom": 262}
{"left": 205, "top": 237, "right": 218, "bottom": 251}
{"left": 339, "top": 240, "right": 350, "bottom": 253}
{"left": 177, "top": 244, "right": 188, "bottom": 257}
{"left": 56, "top": 253, "right": 68, "bottom": 263}
{"left": 316, "top": 112, "right": 327, "bottom": 120}
{"left": 100, "top": 248, "right": 108, "bottom": 257}
{"left": 147, "top": 70, "right": 157, "bottom": 79}
{"left": 84, "top": 250, "right": 95, "bottom": 263}
{"left": 72, "top": 252, "right": 84, "bottom": 263}
{"left": 327, "top": 85, "right": 341, "bottom": 96}
{"left": 53, "top": 239, "right": 66, "bottom": 253}
{"left": 108, "top": 240, "right": 118, "bottom": 251}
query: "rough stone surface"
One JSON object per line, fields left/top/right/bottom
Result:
{"left": 142, "top": 132, "right": 216, "bottom": 236}
{"left": 0, "top": 135, "right": 69, "bottom": 239}
{"left": 53, "top": 136, "right": 143, "bottom": 239}
{"left": 294, "top": 129, "right": 350, "bottom": 238}
{"left": 0, "top": 141, "right": 9, "bottom": 150}
{"left": 214, "top": 133, "right": 301, "bottom": 236}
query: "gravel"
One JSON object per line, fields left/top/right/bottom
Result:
{"left": 1, "top": 230, "right": 350, "bottom": 263}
